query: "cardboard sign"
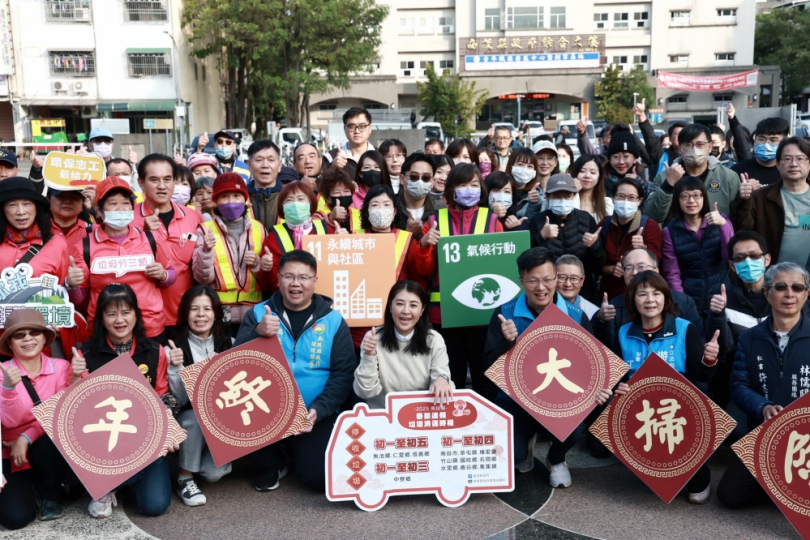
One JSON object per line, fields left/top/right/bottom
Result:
{"left": 437, "top": 231, "right": 530, "bottom": 328}
{"left": 42, "top": 151, "right": 105, "bottom": 191}
{"left": 590, "top": 353, "right": 736, "bottom": 503}
{"left": 179, "top": 337, "right": 312, "bottom": 466}
{"left": 308, "top": 234, "right": 396, "bottom": 327}
{"left": 0, "top": 264, "right": 75, "bottom": 328}
{"left": 32, "top": 354, "right": 186, "bottom": 501}
{"left": 91, "top": 255, "right": 154, "bottom": 277}
{"left": 326, "top": 390, "right": 514, "bottom": 511}
{"left": 732, "top": 391, "right": 810, "bottom": 538}
{"left": 486, "top": 302, "right": 627, "bottom": 442}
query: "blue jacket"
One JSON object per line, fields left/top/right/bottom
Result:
{"left": 619, "top": 315, "right": 690, "bottom": 375}
{"left": 666, "top": 218, "right": 727, "bottom": 315}
{"left": 234, "top": 292, "right": 355, "bottom": 423}
{"left": 731, "top": 313, "right": 810, "bottom": 431}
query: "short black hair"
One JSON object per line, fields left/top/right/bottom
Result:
{"left": 247, "top": 139, "right": 280, "bottom": 158}
{"left": 678, "top": 123, "right": 711, "bottom": 145}
{"left": 517, "top": 247, "right": 555, "bottom": 275}
{"left": 494, "top": 125, "right": 512, "bottom": 137}
{"left": 137, "top": 153, "right": 176, "bottom": 180}
{"left": 668, "top": 121, "right": 688, "bottom": 137}
{"left": 430, "top": 154, "right": 454, "bottom": 171}
{"left": 425, "top": 138, "right": 444, "bottom": 151}
{"left": 293, "top": 142, "right": 318, "bottom": 158}
{"left": 776, "top": 136, "right": 810, "bottom": 163}
{"left": 343, "top": 107, "right": 371, "bottom": 125}
{"left": 278, "top": 250, "right": 317, "bottom": 274}
{"left": 533, "top": 134, "right": 553, "bottom": 144}
{"left": 107, "top": 157, "right": 134, "bottom": 173}
{"left": 614, "top": 176, "right": 645, "bottom": 199}
{"left": 379, "top": 139, "right": 407, "bottom": 157}
{"left": 754, "top": 117, "right": 790, "bottom": 139}
{"left": 401, "top": 153, "right": 434, "bottom": 175}
{"left": 709, "top": 125, "right": 725, "bottom": 140}
{"left": 727, "top": 230, "right": 769, "bottom": 259}
{"left": 671, "top": 176, "right": 710, "bottom": 220}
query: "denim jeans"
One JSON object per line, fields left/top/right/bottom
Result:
{"left": 119, "top": 456, "right": 172, "bottom": 516}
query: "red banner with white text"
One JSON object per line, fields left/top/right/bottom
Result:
{"left": 657, "top": 70, "right": 759, "bottom": 92}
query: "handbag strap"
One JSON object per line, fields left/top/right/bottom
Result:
{"left": 20, "top": 376, "right": 43, "bottom": 406}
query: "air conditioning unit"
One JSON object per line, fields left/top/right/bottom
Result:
{"left": 81, "top": 106, "right": 98, "bottom": 119}
{"left": 72, "top": 81, "right": 87, "bottom": 93}
{"left": 74, "top": 8, "right": 91, "bottom": 21}
{"left": 52, "top": 80, "right": 68, "bottom": 92}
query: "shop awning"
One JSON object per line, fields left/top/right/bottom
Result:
{"left": 125, "top": 48, "right": 171, "bottom": 55}
{"left": 98, "top": 100, "right": 176, "bottom": 112}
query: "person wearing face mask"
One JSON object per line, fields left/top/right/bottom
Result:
{"left": 192, "top": 173, "right": 266, "bottom": 334}
{"left": 396, "top": 154, "right": 438, "bottom": 237}
{"left": 352, "top": 150, "right": 392, "bottom": 209}
{"left": 731, "top": 117, "right": 789, "bottom": 187}
{"left": 508, "top": 146, "right": 548, "bottom": 221}
{"left": 428, "top": 154, "right": 453, "bottom": 210}
{"left": 556, "top": 144, "right": 574, "bottom": 174}
{"left": 411, "top": 163, "right": 503, "bottom": 401}
{"left": 173, "top": 166, "right": 195, "bottom": 208}
{"left": 485, "top": 171, "right": 525, "bottom": 231}
{"left": 478, "top": 148, "right": 495, "bottom": 180}
{"left": 528, "top": 174, "right": 605, "bottom": 302}
{"left": 709, "top": 126, "right": 735, "bottom": 168}
{"left": 256, "top": 182, "right": 333, "bottom": 293}
{"left": 316, "top": 168, "right": 359, "bottom": 232}
{"left": 202, "top": 130, "right": 250, "bottom": 181}
{"left": 86, "top": 128, "right": 115, "bottom": 164}
{"left": 598, "top": 177, "right": 663, "bottom": 300}
{"left": 67, "top": 177, "right": 176, "bottom": 342}
{"left": 645, "top": 123, "right": 741, "bottom": 226}
{"left": 132, "top": 155, "right": 204, "bottom": 337}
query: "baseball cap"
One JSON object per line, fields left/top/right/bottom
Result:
{"left": 545, "top": 173, "right": 578, "bottom": 194}
{"left": 0, "top": 148, "right": 17, "bottom": 168}
{"left": 47, "top": 188, "right": 83, "bottom": 198}
{"left": 213, "top": 130, "right": 236, "bottom": 141}
{"left": 532, "top": 140, "right": 557, "bottom": 154}
{"left": 96, "top": 176, "right": 134, "bottom": 203}
{"left": 88, "top": 127, "right": 114, "bottom": 141}
{"left": 187, "top": 152, "right": 219, "bottom": 171}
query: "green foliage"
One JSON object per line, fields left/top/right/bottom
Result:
{"left": 416, "top": 65, "right": 488, "bottom": 138}
{"left": 755, "top": 8, "right": 810, "bottom": 104}
{"left": 594, "top": 64, "right": 654, "bottom": 124}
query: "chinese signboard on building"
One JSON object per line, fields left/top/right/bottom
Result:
{"left": 43, "top": 151, "right": 105, "bottom": 191}
{"left": 460, "top": 34, "right": 605, "bottom": 72}
{"left": 326, "top": 390, "right": 514, "bottom": 511}
{"left": 0, "top": 263, "right": 75, "bottom": 328}
{"left": 657, "top": 70, "right": 759, "bottom": 92}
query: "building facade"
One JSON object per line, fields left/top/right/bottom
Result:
{"left": 310, "top": 0, "right": 779, "bottom": 132}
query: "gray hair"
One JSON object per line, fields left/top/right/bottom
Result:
{"left": 195, "top": 176, "right": 215, "bottom": 189}
{"left": 621, "top": 247, "right": 659, "bottom": 268}
{"left": 556, "top": 254, "right": 585, "bottom": 274}
{"left": 764, "top": 262, "right": 810, "bottom": 290}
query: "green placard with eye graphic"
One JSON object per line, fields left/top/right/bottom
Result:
{"left": 437, "top": 231, "right": 530, "bottom": 328}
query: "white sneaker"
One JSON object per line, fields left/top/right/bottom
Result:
{"left": 88, "top": 491, "right": 117, "bottom": 519}
{"left": 688, "top": 485, "right": 711, "bottom": 504}
{"left": 516, "top": 434, "right": 537, "bottom": 473}
{"left": 177, "top": 477, "right": 207, "bottom": 507}
{"left": 548, "top": 461, "right": 572, "bottom": 488}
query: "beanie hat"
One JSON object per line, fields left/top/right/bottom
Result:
{"left": 277, "top": 166, "right": 301, "bottom": 184}
{"left": 212, "top": 172, "right": 249, "bottom": 201}
{"left": 607, "top": 130, "right": 640, "bottom": 158}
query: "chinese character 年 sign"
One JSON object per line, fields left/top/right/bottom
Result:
{"left": 32, "top": 354, "right": 186, "bottom": 501}
{"left": 42, "top": 151, "right": 105, "bottom": 191}
{"left": 0, "top": 263, "right": 75, "bottom": 328}
{"left": 326, "top": 390, "right": 513, "bottom": 511}
{"left": 308, "top": 234, "right": 396, "bottom": 327}
{"left": 732, "top": 390, "right": 810, "bottom": 537}
{"left": 179, "top": 336, "right": 312, "bottom": 466}
{"left": 590, "top": 353, "right": 736, "bottom": 503}
{"left": 486, "top": 303, "right": 627, "bottom": 441}
{"left": 438, "top": 231, "right": 530, "bottom": 328}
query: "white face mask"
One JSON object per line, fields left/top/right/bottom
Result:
{"left": 614, "top": 200, "right": 639, "bottom": 219}
{"left": 548, "top": 198, "right": 576, "bottom": 216}
{"left": 172, "top": 185, "right": 191, "bottom": 206}
{"left": 93, "top": 142, "right": 112, "bottom": 158}
{"left": 511, "top": 166, "right": 536, "bottom": 186}
{"left": 104, "top": 210, "right": 134, "bottom": 230}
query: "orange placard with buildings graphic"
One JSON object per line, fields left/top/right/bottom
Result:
{"left": 306, "top": 234, "right": 396, "bottom": 327}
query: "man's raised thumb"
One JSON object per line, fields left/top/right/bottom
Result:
{"left": 603, "top": 293, "right": 609, "bottom": 305}
{"left": 264, "top": 305, "right": 272, "bottom": 315}
{"left": 721, "top": 284, "right": 726, "bottom": 298}
{"left": 711, "top": 329, "right": 720, "bottom": 343}
{"left": 498, "top": 314, "right": 506, "bottom": 323}
{"left": 168, "top": 340, "right": 177, "bottom": 350}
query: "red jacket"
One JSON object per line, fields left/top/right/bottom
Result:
{"left": 256, "top": 220, "right": 334, "bottom": 293}
{"left": 133, "top": 202, "right": 204, "bottom": 326}
{"left": 52, "top": 218, "right": 92, "bottom": 252}
{"left": 598, "top": 211, "right": 663, "bottom": 300}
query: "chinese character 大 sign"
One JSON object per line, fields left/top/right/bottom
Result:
{"left": 43, "top": 151, "right": 105, "bottom": 191}
{"left": 0, "top": 263, "right": 75, "bottom": 328}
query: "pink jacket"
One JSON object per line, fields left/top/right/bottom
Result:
{"left": 1, "top": 355, "right": 71, "bottom": 460}
{"left": 0, "top": 234, "right": 70, "bottom": 282}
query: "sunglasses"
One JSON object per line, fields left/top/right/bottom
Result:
{"left": 407, "top": 173, "right": 433, "bottom": 182}
{"left": 11, "top": 329, "right": 44, "bottom": 341}
{"left": 772, "top": 282, "right": 808, "bottom": 293}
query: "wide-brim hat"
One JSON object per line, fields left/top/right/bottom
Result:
{"left": 0, "top": 308, "right": 56, "bottom": 355}
{"left": 0, "top": 177, "right": 49, "bottom": 208}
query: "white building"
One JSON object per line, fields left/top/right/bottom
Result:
{"left": 310, "top": 0, "right": 779, "bottom": 130}
{"left": 0, "top": 0, "right": 222, "bottom": 151}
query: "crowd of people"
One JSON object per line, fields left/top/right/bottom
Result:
{"left": 0, "top": 103, "right": 808, "bottom": 529}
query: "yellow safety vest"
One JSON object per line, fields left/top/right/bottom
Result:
{"left": 210, "top": 218, "right": 264, "bottom": 304}
{"left": 272, "top": 220, "right": 328, "bottom": 253}
{"left": 316, "top": 195, "right": 331, "bottom": 216}
{"left": 393, "top": 229, "right": 412, "bottom": 278}
{"left": 429, "top": 207, "right": 491, "bottom": 304}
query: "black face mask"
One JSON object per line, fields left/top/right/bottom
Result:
{"left": 335, "top": 195, "right": 353, "bottom": 209}
{"left": 361, "top": 170, "right": 382, "bottom": 188}
{"left": 710, "top": 147, "right": 721, "bottom": 157}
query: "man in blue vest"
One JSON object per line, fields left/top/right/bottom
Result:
{"left": 235, "top": 250, "right": 355, "bottom": 492}
{"left": 483, "top": 247, "right": 604, "bottom": 489}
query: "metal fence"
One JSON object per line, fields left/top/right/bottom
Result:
{"left": 49, "top": 52, "right": 96, "bottom": 77}
{"left": 123, "top": 0, "right": 168, "bottom": 22}
{"left": 44, "top": 0, "right": 92, "bottom": 22}
{"left": 127, "top": 53, "right": 171, "bottom": 77}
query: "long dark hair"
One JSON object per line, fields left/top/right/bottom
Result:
{"left": 570, "top": 154, "right": 608, "bottom": 221}
{"left": 0, "top": 199, "right": 54, "bottom": 243}
{"left": 444, "top": 163, "right": 487, "bottom": 207}
{"left": 379, "top": 281, "right": 431, "bottom": 355}
{"left": 505, "top": 147, "right": 540, "bottom": 191}
{"left": 173, "top": 285, "right": 230, "bottom": 346}
{"left": 90, "top": 283, "right": 146, "bottom": 350}
{"left": 446, "top": 139, "right": 480, "bottom": 166}
{"left": 354, "top": 150, "right": 391, "bottom": 188}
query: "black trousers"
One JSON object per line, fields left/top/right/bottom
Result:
{"left": 0, "top": 436, "right": 67, "bottom": 530}
{"left": 435, "top": 324, "right": 498, "bottom": 402}
{"left": 247, "top": 414, "right": 338, "bottom": 491}
{"left": 717, "top": 453, "right": 770, "bottom": 508}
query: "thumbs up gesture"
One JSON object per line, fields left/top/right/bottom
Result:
{"left": 363, "top": 327, "right": 378, "bottom": 356}
{"left": 0, "top": 362, "right": 21, "bottom": 388}
{"left": 66, "top": 255, "right": 85, "bottom": 288}
{"left": 203, "top": 226, "right": 217, "bottom": 252}
{"left": 260, "top": 246, "right": 274, "bottom": 273}
{"left": 706, "top": 202, "right": 726, "bottom": 227}
{"left": 144, "top": 214, "right": 161, "bottom": 231}
{"left": 527, "top": 187, "right": 540, "bottom": 204}
{"left": 703, "top": 330, "right": 721, "bottom": 365}
{"left": 598, "top": 293, "right": 616, "bottom": 322}
{"left": 582, "top": 227, "right": 602, "bottom": 248}
{"left": 257, "top": 305, "right": 280, "bottom": 337}
{"left": 30, "top": 151, "right": 44, "bottom": 169}
{"left": 420, "top": 220, "right": 441, "bottom": 247}
{"left": 197, "top": 132, "right": 209, "bottom": 152}
{"left": 70, "top": 347, "right": 88, "bottom": 382}
{"left": 576, "top": 115, "right": 588, "bottom": 134}
{"left": 334, "top": 148, "right": 348, "bottom": 170}
{"left": 174, "top": 153, "right": 187, "bottom": 166}
{"left": 167, "top": 340, "right": 184, "bottom": 367}
{"left": 664, "top": 162, "right": 685, "bottom": 187}
{"left": 541, "top": 216, "right": 559, "bottom": 240}
{"left": 128, "top": 145, "right": 138, "bottom": 165}
{"left": 499, "top": 314, "right": 518, "bottom": 342}
{"left": 330, "top": 197, "right": 347, "bottom": 224}
{"left": 739, "top": 173, "right": 758, "bottom": 200}
{"left": 631, "top": 226, "right": 645, "bottom": 249}
{"left": 710, "top": 284, "right": 727, "bottom": 314}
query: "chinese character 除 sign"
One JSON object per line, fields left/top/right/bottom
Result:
{"left": 326, "top": 390, "right": 514, "bottom": 511}
{"left": 90, "top": 255, "right": 154, "bottom": 278}
{"left": 308, "top": 234, "right": 396, "bottom": 327}
{"left": 437, "top": 231, "right": 529, "bottom": 328}
{"left": 0, "top": 263, "right": 75, "bottom": 328}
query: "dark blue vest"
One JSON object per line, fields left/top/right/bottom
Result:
{"left": 666, "top": 219, "right": 726, "bottom": 314}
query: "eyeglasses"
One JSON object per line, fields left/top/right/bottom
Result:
{"left": 623, "top": 263, "right": 654, "bottom": 273}
{"left": 771, "top": 282, "right": 808, "bottom": 293}
{"left": 11, "top": 329, "right": 43, "bottom": 341}
{"left": 755, "top": 136, "right": 783, "bottom": 145}
{"left": 731, "top": 252, "right": 765, "bottom": 264}
{"left": 346, "top": 123, "right": 370, "bottom": 132}
{"left": 279, "top": 274, "right": 315, "bottom": 284}
{"left": 557, "top": 275, "right": 583, "bottom": 285}
{"left": 407, "top": 173, "right": 433, "bottom": 182}
{"left": 216, "top": 139, "right": 234, "bottom": 146}
{"left": 780, "top": 156, "right": 809, "bottom": 165}
{"left": 679, "top": 193, "right": 703, "bottom": 202}
{"left": 614, "top": 194, "right": 640, "bottom": 202}
{"left": 521, "top": 276, "right": 557, "bottom": 288}
{"left": 681, "top": 141, "right": 710, "bottom": 151}
{"left": 385, "top": 153, "right": 406, "bottom": 161}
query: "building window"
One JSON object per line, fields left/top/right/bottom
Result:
{"left": 319, "top": 103, "right": 338, "bottom": 111}
{"left": 715, "top": 53, "right": 735, "bottom": 61}
{"left": 438, "top": 17, "right": 454, "bottom": 34}
{"left": 194, "top": 63, "right": 198, "bottom": 81}
{"left": 416, "top": 17, "right": 434, "bottom": 35}
{"left": 668, "top": 95, "right": 687, "bottom": 104}
{"left": 399, "top": 17, "right": 414, "bottom": 35}
{"left": 49, "top": 51, "right": 95, "bottom": 77}
{"left": 400, "top": 61, "right": 415, "bottom": 77}
{"left": 507, "top": 7, "right": 543, "bottom": 29}
{"left": 202, "top": 65, "right": 206, "bottom": 81}
{"left": 718, "top": 9, "right": 737, "bottom": 16}
{"left": 439, "top": 59, "right": 454, "bottom": 74}
{"left": 362, "top": 103, "right": 384, "bottom": 110}
{"left": 124, "top": 0, "right": 168, "bottom": 22}
{"left": 550, "top": 7, "right": 565, "bottom": 29}
{"left": 671, "top": 11, "right": 690, "bottom": 25}
{"left": 633, "top": 55, "right": 648, "bottom": 64}
{"left": 713, "top": 94, "right": 734, "bottom": 104}
{"left": 127, "top": 52, "right": 171, "bottom": 77}
{"left": 613, "top": 13, "right": 628, "bottom": 29}
{"left": 45, "top": 0, "right": 91, "bottom": 22}
{"left": 612, "top": 56, "right": 628, "bottom": 66}
{"left": 669, "top": 55, "right": 689, "bottom": 63}
{"left": 484, "top": 9, "right": 501, "bottom": 30}
{"left": 419, "top": 60, "right": 434, "bottom": 75}
{"left": 593, "top": 13, "right": 608, "bottom": 29}
{"left": 634, "top": 12, "right": 649, "bottom": 28}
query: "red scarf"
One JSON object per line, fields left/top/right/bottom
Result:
{"left": 5, "top": 223, "right": 42, "bottom": 246}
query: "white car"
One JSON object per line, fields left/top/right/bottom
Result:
{"left": 557, "top": 119, "right": 596, "bottom": 158}
{"left": 520, "top": 121, "right": 546, "bottom": 142}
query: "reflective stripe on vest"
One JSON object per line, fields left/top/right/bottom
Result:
{"left": 134, "top": 191, "right": 145, "bottom": 204}
{"left": 233, "top": 163, "right": 251, "bottom": 181}
{"left": 316, "top": 195, "right": 330, "bottom": 216}
{"left": 273, "top": 220, "right": 328, "bottom": 253}
{"left": 211, "top": 218, "right": 263, "bottom": 303}
{"left": 393, "top": 229, "right": 412, "bottom": 278}
{"left": 431, "top": 207, "right": 492, "bottom": 303}
{"left": 350, "top": 208, "right": 363, "bottom": 233}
